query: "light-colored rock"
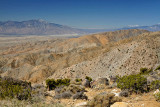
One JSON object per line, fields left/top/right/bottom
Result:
{"left": 153, "top": 89, "right": 160, "bottom": 95}
{"left": 82, "top": 79, "right": 90, "bottom": 87}
{"left": 111, "top": 102, "right": 129, "bottom": 107}
{"left": 74, "top": 102, "right": 87, "bottom": 107}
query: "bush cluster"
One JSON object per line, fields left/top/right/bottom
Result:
{"left": 117, "top": 74, "right": 148, "bottom": 93}
{"left": 139, "top": 68, "right": 152, "bottom": 75}
{"left": 46, "top": 78, "right": 70, "bottom": 90}
{"left": 85, "top": 76, "right": 92, "bottom": 82}
{"left": 87, "top": 92, "right": 121, "bottom": 107}
{"left": 54, "top": 84, "right": 86, "bottom": 99}
{"left": 0, "top": 77, "right": 32, "bottom": 100}
{"left": 75, "top": 78, "right": 82, "bottom": 82}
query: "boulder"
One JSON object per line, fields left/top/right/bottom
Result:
{"left": 111, "top": 89, "right": 120, "bottom": 96}
{"left": 153, "top": 89, "right": 160, "bottom": 95}
{"left": 72, "top": 91, "right": 88, "bottom": 100}
{"left": 82, "top": 79, "right": 90, "bottom": 87}
{"left": 74, "top": 102, "right": 87, "bottom": 107}
{"left": 119, "top": 90, "right": 129, "bottom": 97}
{"left": 111, "top": 102, "right": 129, "bottom": 107}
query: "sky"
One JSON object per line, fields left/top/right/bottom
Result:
{"left": 0, "top": 0, "right": 160, "bottom": 29}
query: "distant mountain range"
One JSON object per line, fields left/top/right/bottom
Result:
{"left": 0, "top": 19, "right": 85, "bottom": 35}
{"left": 0, "top": 19, "right": 160, "bottom": 36}
{"left": 117, "top": 24, "right": 160, "bottom": 32}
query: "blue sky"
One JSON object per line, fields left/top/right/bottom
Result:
{"left": 0, "top": 0, "right": 160, "bottom": 29}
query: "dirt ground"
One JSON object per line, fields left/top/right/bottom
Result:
{"left": 46, "top": 87, "right": 160, "bottom": 107}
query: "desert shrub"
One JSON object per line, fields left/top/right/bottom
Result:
{"left": 46, "top": 78, "right": 70, "bottom": 90}
{"left": 117, "top": 74, "right": 148, "bottom": 93}
{"left": 72, "top": 92, "right": 88, "bottom": 100}
{"left": 87, "top": 92, "right": 121, "bottom": 107}
{"left": 0, "top": 77, "right": 32, "bottom": 100}
{"left": 75, "top": 78, "right": 82, "bottom": 82}
{"left": 70, "top": 70, "right": 75, "bottom": 72}
{"left": 85, "top": 76, "right": 92, "bottom": 82}
{"left": 0, "top": 98, "right": 65, "bottom": 107}
{"left": 139, "top": 68, "right": 152, "bottom": 75}
{"left": 25, "top": 53, "right": 38, "bottom": 66}
{"left": 0, "top": 58, "right": 7, "bottom": 67}
{"left": 54, "top": 91, "right": 72, "bottom": 99}
{"left": 150, "top": 80, "right": 160, "bottom": 90}
{"left": 65, "top": 84, "right": 85, "bottom": 94}
{"left": 54, "top": 84, "right": 86, "bottom": 99}
{"left": 155, "top": 65, "right": 160, "bottom": 71}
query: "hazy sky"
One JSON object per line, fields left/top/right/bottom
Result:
{"left": 0, "top": 0, "right": 160, "bottom": 29}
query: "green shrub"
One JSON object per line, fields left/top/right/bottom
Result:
{"left": 155, "top": 65, "right": 160, "bottom": 71}
{"left": 0, "top": 98, "right": 65, "bottom": 107}
{"left": 139, "top": 68, "right": 152, "bottom": 75}
{"left": 0, "top": 77, "right": 31, "bottom": 100}
{"left": 75, "top": 78, "right": 82, "bottom": 82}
{"left": 85, "top": 76, "right": 92, "bottom": 82}
{"left": 46, "top": 78, "right": 70, "bottom": 90}
{"left": 117, "top": 74, "right": 148, "bottom": 93}
{"left": 150, "top": 80, "right": 160, "bottom": 90}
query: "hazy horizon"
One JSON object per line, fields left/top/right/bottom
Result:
{"left": 0, "top": 0, "right": 160, "bottom": 29}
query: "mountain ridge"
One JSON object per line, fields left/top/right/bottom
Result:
{"left": 1, "top": 19, "right": 160, "bottom": 36}
{"left": 0, "top": 19, "right": 84, "bottom": 35}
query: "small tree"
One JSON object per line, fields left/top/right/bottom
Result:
{"left": 117, "top": 74, "right": 148, "bottom": 93}
{"left": 46, "top": 78, "right": 70, "bottom": 90}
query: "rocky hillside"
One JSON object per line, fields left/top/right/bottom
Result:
{"left": 52, "top": 31, "right": 160, "bottom": 80}
{"left": 0, "top": 29, "right": 160, "bottom": 83}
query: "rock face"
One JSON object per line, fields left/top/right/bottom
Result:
{"left": 51, "top": 31, "right": 160, "bottom": 81}
{"left": 0, "top": 29, "right": 160, "bottom": 84}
